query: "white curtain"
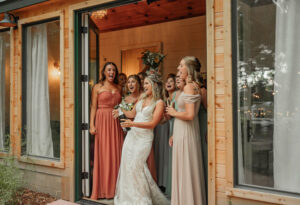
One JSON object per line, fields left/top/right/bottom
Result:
{"left": 274, "top": 0, "right": 300, "bottom": 193}
{"left": 0, "top": 36, "right": 5, "bottom": 151}
{"left": 26, "top": 24, "right": 53, "bottom": 158}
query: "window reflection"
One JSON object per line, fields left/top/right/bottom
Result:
{"left": 22, "top": 20, "right": 60, "bottom": 159}
{"left": 236, "top": 0, "right": 300, "bottom": 194}
{"left": 0, "top": 30, "right": 10, "bottom": 152}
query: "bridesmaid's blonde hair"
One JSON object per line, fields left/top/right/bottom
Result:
{"left": 182, "top": 56, "right": 201, "bottom": 83}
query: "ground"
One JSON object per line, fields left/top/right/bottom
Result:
{"left": 16, "top": 188, "right": 56, "bottom": 205}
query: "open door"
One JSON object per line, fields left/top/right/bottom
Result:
{"left": 81, "top": 13, "right": 99, "bottom": 198}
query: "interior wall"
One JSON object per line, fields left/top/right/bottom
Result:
{"left": 47, "top": 21, "right": 60, "bottom": 122}
{"left": 99, "top": 16, "right": 206, "bottom": 80}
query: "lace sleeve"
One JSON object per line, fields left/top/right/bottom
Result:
{"left": 155, "top": 99, "right": 165, "bottom": 106}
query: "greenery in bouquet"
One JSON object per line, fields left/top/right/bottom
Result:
{"left": 115, "top": 98, "right": 134, "bottom": 111}
{"left": 141, "top": 50, "right": 165, "bottom": 72}
{"left": 115, "top": 98, "right": 133, "bottom": 132}
{"left": 120, "top": 100, "right": 134, "bottom": 111}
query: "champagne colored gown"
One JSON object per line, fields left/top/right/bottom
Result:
{"left": 171, "top": 93, "right": 206, "bottom": 205}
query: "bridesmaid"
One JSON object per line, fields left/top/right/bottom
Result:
{"left": 90, "top": 62, "right": 124, "bottom": 199}
{"left": 166, "top": 56, "right": 206, "bottom": 205}
{"left": 138, "top": 72, "right": 147, "bottom": 91}
{"left": 166, "top": 72, "right": 185, "bottom": 197}
{"left": 153, "top": 73, "right": 176, "bottom": 191}
{"left": 113, "top": 74, "right": 157, "bottom": 182}
{"left": 118, "top": 72, "right": 127, "bottom": 96}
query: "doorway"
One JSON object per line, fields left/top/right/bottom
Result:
{"left": 74, "top": 0, "right": 207, "bottom": 204}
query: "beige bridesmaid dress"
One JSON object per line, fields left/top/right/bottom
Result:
{"left": 171, "top": 93, "right": 206, "bottom": 205}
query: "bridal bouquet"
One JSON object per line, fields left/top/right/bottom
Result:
{"left": 115, "top": 98, "right": 134, "bottom": 132}
{"left": 118, "top": 99, "right": 134, "bottom": 111}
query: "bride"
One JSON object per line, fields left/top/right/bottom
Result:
{"left": 113, "top": 73, "right": 170, "bottom": 205}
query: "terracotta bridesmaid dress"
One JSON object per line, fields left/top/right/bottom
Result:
{"left": 91, "top": 91, "right": 124, "bottom": 199}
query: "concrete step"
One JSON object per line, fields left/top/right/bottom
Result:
{"left": 48, "top": 199, "right": 79, "bottom": 205}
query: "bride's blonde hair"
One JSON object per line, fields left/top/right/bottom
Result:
{"left": 140, "top": 73, "right": 163, "bottom": 103}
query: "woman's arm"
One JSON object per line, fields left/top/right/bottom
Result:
{"left": 89, "top": 84, "right": 99, "bottom": 135}
{"left": 121, "top": 100, "right": 164, "bottom": 129}
{"left": 166, "top": 84, "right": 196, "bottom": 121}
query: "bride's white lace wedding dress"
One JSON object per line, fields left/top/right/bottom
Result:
{"left": 114, "top": 99, "right": 170, "bottom": 205}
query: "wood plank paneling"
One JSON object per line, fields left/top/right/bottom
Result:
{"left": 227, "top": 188, "right": 300, "bottom": 205}
{"left": 216, "top": 164, "right": 226, "bottom": 178}
{"left": 216, "top": 80, "right": 225, "bottom": 95}
{"left": 224, "top": 0, "right": 234, "bottom": 192}
{"left": 215, "top": 27, "right": 224, "bottom": 40}
{"left": 99, "top": 16, "right": 206, "bottom": 80}
{"left": 215, "top": 40, "right": 224, "bottom": 54}
{"left": 216, "top": 136, "right": 225, "bottom": 150}
{"left": 216, "top": 67, "right": 225, "bottom": 81}
{"left": 92, "top": 0, "right": 205, "bottom": 33}
{"left": 216, "top": 177, "right": 226, "bottom": 192}
{"left": 216, "top": 150, "right": 225, "bottom": 165}
{"left": 215, "top": 0, "right": 224, "bottom": 13}
{"left": 216, "top": 95, "right": 224, "bottom": 109}
{"left": 216, "top": 191, "right": 228, "bottom": 205}
{"left": 214, "top": 12, "right": 223, "bottom": 27}
{"left": 206, "top": 0, "right": 216, "bottom": 204}
{"left": 215, "top": 53, "right": 224, "bottom": 68}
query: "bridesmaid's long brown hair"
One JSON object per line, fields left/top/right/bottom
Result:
{"left": 100, "top": 62, "right": 119, "bottom": 84}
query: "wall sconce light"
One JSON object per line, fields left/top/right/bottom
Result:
{"left": 0, "top": 13, "right": 18, "bottom": 28}
{"left": 53, "top": 61, "right": 61, "bottom": 76}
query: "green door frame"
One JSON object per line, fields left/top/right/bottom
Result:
{"left": 74, "top": 0, "right": 141, "bottom": 202}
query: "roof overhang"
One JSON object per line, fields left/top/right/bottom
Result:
{"left": 0, "top": 0, "right": 48, "bottom": 13}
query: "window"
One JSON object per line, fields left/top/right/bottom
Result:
{"left": 22, "top": 19, "right": 61, "bottom": 159}
{"left": 0, "top": 29, "right": 10, "bottom": 152}
{"left": 234, "top": 0, "right": 300, "bottom": 194}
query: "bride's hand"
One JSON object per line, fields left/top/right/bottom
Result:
{"left": 112, "top": 109, "right": 119, "bottom": 119}
{"left": 120, "top": 119, "right": 133, "bottom": 128}
{"left": 166, "top": 106, "right": 176, "bottom": 117}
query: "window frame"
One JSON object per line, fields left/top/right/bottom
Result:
{"left": 17, "top": 11, "right": 65, "bottom": 168}
{"left": 228, "top": 0, "right": 300, "bottom": 202}
{"left": 0, "top": 27, "right": 13, "bottom": 156}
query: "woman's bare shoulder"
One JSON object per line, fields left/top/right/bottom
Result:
{"left": 156, "top": 99, "right": 165, "bottom": 107}
{"left": 93, "top": 83, "right": 103, "bottom": 92}
{"left": 184, "top": 82, "right": 200, "bottom": 95}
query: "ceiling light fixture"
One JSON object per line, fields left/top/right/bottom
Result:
{"left": 91, "top": 9, "right": 108, "bottom": 20}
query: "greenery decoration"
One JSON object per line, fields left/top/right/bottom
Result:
{"left": 141, "top": 50, "right": 165, "bottom": 73}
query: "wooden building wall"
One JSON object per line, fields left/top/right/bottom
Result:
{"left": 9, "top": 0, "right": 85, "bottom": 200}
{"left": 99, "top": 16, "right": 206, "bottom": 80}
{"left": 2, "top": 0, "right": 300, "bottom": 203}
{"left": 208, "top": 1, "right": 300, "bottom": 205}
